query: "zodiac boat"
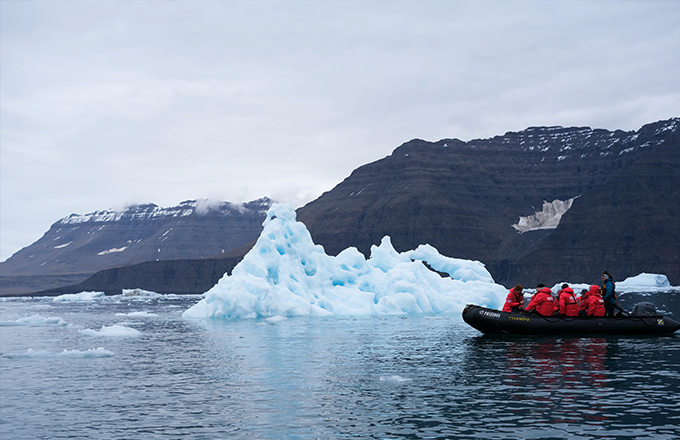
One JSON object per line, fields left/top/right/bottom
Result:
{"left": 462, "top": 304, "right": 680, "bottom": 335}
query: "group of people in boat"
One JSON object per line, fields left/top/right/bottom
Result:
{"left": 502, "top": 271, "right": 622, "bottom": 318}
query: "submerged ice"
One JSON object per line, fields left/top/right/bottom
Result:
{"left": 183, "top": 204, "right": 507, "bottom": 319}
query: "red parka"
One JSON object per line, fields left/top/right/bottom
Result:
{"left": 558, "top": 287, "right": 579, "bottom": 317}
{"left": 525, "top": 287, "right": 556, "bottom": 316}
{"left": 586, "top": 285, "right": 605, "bottom": 317}
{"left": 579, "top": 290, "right": 588, "bottom": 313}
{"left": 502, "top": 288, "right": 524, "bottom": 312}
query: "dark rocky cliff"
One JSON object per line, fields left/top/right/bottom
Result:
{"left": 297, "top": 118, "right": 680, "bottom": 286}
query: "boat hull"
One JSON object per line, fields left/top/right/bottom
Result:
{"left": 462, "top": 304, "right": 680, "bottom": 335}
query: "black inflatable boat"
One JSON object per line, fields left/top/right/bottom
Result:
{"left": 462, "top": 304, "right": 680, "bottom": 335}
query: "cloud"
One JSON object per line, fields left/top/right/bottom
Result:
{"left": 1, "top": 0, "right": 679, "bottom": 261}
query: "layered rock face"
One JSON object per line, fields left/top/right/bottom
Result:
{"left": 0, "top": 198, "right": 271, "bottom": 294}
{"left": 297, "top": 118, "right": 680, "bottom": 286}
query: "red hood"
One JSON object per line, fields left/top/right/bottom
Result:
{"left": 589, "top": 285, "right": 601, "bottom": 295}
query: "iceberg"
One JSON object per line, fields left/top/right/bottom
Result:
{"left": 617, "top": 273, "right": 673, "bottom": 292}
{"left": 79, "top": 324, "right": 141, "bottom": 337}
{"left": 183, "top": 204, "right": 507, "bottom": 319}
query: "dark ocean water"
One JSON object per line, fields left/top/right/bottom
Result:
{"left": 1, "top": 292, "right": 679, "bottom": 439}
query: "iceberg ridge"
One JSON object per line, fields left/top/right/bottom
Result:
{"left": 183, "top": 204, "right": 507, "bottom": 319}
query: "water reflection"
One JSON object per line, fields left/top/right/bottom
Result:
{"left": 463, "top": 333, "right": 680, "bottom": 438}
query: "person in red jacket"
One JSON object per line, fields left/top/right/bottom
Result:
{"left": 525, "top": 285, "right": 556, "bottom": 316}
{"left": 502, "top": 284, "right": 524, "bottom": 312}
{"left": 586, "top": 284, "right": 605, "bottom": 317}
{"left": 578, "top": 289, "right": 589, "bottom": 316}
{"left": 557, "top": 283, "right": 579, "bottom": 317}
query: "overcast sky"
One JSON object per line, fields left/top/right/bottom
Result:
{"left": 1, "top": 0, "right": 679, "bottom": 262}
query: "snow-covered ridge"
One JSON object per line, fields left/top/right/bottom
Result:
{"left": 60, "top": 197, "right": 272, "bottom": 225}
{"left": 476, "top": 117, "right": 679, "bottom": 158}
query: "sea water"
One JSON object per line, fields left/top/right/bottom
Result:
{"left": 1, "top": 293, "right": 679, "bottom": 439}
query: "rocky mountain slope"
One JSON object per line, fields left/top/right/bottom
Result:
{"left": 296, "top": 117, "right": 680, "bottom": 286}
{"left": 5, "top": 118, "right": 678, "bottom": 296}
{"left": 0, "top": 198, "right": 272, "bottom": 295}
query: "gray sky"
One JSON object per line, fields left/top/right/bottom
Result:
{"left": 1, "top": 0, "right": 679, "bottom": 262}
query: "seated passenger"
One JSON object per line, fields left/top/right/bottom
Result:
{"left": 525, "top": 285, "right": 556, "bottom": 316}
{"left": 586, "top": 284, "right": 605, "bottom": 317}
{"left": 578, "top": 289, "right": 589, "bottom": 316}
{"left": 557, "top": 283, "right": 578, "bottom": 317}
{"left": 502, "top": 284, "right": 524, "bottom": 312}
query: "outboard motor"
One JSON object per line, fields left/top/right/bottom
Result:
{"left": 632, "top": 302, "right": 658, "bottom": 316}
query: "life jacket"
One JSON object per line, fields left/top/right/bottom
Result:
{"left": 558, "top": 287, "right": 578, "bottom": 316}
{"left": 587, "top": 285, "right": 605, "bottom": 316}
{"left": 600, "top": 280, "right": 617, "bottom": 304}
{"left": 525, "top": 287, "right": 556, "bottom": 316}
{"left": 502, "top": 288, "right": 524, "bottom": 312}
{"left": 578, "top": 290, "right": 588, "bottom": 311}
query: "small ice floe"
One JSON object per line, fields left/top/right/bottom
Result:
{"left": 114, "top": 311, "right": 159, "bottom": 317}
{"left": 5, "top": 347, "right": 114, "bottom": 359}
{"left": 264, "top": 316, "right": 288, "bottom": 323}
{"left": 79, "top": 324, "right": 141, "bottom": 337}
{"left": 121, "top": 288, "right": 161, "bottom": 298}
{"left": 0, "top": 314, "right": 67, "bottom": 327}
{"left": 53, "top": 291, "right": 105, "bottom": 302}
{"left": 379, "top": 375, "right": 412, "bottom": 383}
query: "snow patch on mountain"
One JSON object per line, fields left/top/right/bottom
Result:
{"left": 97, "top": 247, "right": 128, "bottom": 256}
{"left": 512, "top": 197, "right": 579, "bottom": 233}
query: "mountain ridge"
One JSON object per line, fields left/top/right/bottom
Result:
{"left": 0, "top": 197, "right": 272, "bottom": 295}
{"left": 2, "top": 117, "right": 678, "bottom": 296}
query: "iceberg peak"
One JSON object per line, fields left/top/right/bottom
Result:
{"left": 183, "top": 204, "right": 506, "bottom": 319}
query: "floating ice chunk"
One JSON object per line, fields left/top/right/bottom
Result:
{"left": 80, "top": 324, "right": 141, "bottom": 337}
{"left": 617, "top": 273, "right": 674, "bottom": 292}
{"left": 121, "top": 288, "right": 161, "bottom": 297}
{"left": 380, "top": 375, "right": 412, "bottom": 383}
{"left": 6, "top": 347, "right": 114, "bottom": 358}
{"left": 53, "top": 291, "right": 105, "bottom": 302}
{"left": 264, "top": 316, "right": 288, "bottom": 323}
{"left": 114, "top": 311, "right": 159, "bottom": 317}
{"left": 9, "top": 314, "right": 68, "bottom": 326}
{"left": 183, "top": 204, "right": 507, "bottom": 320}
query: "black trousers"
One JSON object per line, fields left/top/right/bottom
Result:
{"left": 604, "top": 301, "right": 617, "bottom": 317}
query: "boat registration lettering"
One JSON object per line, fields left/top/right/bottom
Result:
{"left": 508, "top": 316, "right": 530, "bottom": 322}
{"left": 480, "top": 310, "right": 501, "bottom": 320}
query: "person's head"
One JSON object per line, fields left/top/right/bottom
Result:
{"left": 602, "top": 271, "right": 611, "bottom": 281}
{"left": 581, "top": 289, "right": 588, "bottom": 296}
{"left": 514, "top": 284, "right": 523, "bottom": 293}
{"left": 562, "top": 283, "right": 569, "bottom": 289}
{"left": 536, "top": 283, "right": 545, "bottom": 289}
{"left": 590, "top": 285, "right": 601, "bottom": 295}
